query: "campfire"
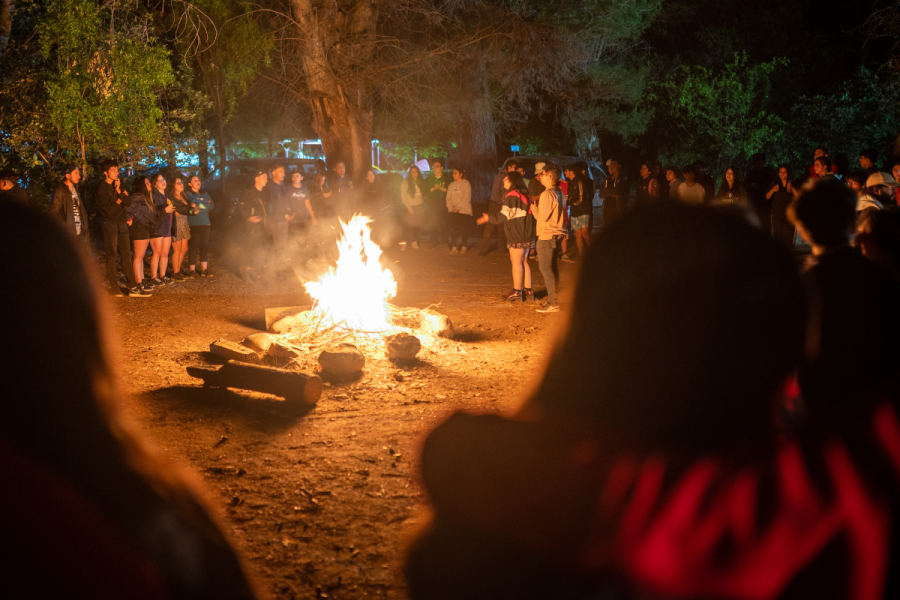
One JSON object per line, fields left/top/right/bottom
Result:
{"left": 194, "top": 215, "right": 455, "bottom": 406}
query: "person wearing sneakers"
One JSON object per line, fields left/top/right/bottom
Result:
{"left": 239, "top": 169, "right": 269, "bottom": 282}
{"left": 446, "top": 168, "right": 473, "bottom": 254}
{"left": 478, "top": 171, "right": 536, "bottom": 302}
{"left": 186, "top": 175, "right": 215, "bottom": 277}
{"left": 96, "top": 161, "right": 147, "bottom": 297}
{"left": 148, "top": 173, "right": 177, "bottom": 286}
{"left": 125, "top": 176, "right": 157, "bottom": 293}
{"left": 533, "top": 162, "right": 566, "bottom": 313}
{"left": 168, "top": 176, "right": 194, "bottom": 281}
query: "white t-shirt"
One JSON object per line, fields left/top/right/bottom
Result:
{"left": 678, "top": 182, "right": 706, "bottom": 204}
{"left": 70, "top": 186, "right": 83, "bottom": 235}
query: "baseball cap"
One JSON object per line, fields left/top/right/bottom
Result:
{"left": 866, "top": 172, "right": 900, "bottom": 188}
{"left": 253, "top": 169, "right": 267, "bottom": 178}
{"left": 534, "top": 162, "right": 546, "bottom": 175}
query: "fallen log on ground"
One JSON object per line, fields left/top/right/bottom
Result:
{"left": 187, "top": 361, "right": 322, "bottom": 405}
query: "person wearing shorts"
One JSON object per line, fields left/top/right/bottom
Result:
{"left": 566, "top": 163, "right": 592, "bottom": 259}
{"left": 125, "top": 176, "right": 156, "bottom": 293}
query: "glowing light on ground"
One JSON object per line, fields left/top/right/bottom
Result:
{"left": 304, "top": 215, "right": 397, "bottom": 333}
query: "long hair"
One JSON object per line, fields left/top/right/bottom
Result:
{"left": 407, "top": 166, "right": 424, "bottom": 195}
{"left": 527, "top": 203, "right": 805, "bottom": 454}
{"left": 772, "top": 164, "right": 793, "bottom": 189}
{"left": 132, "top": 175, "right": 155, "bottom": 213}
{"left": 504, "top": 171, "right": 529, "bottom": 197}
{"left": 0, "top": 204, "right": 259, "bottom": 597}
{"left": 717, "top": 165, "right": 743, "bottom": 197}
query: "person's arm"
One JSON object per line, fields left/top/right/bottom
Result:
{"left": 47, "top": 188, "right": 66, "bottom": 221}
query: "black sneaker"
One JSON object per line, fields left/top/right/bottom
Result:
{"left": 162, "top": 276, "right": 173, "bottom": 284}
{"left": 184, "top": 270, "right": 197, "bottom": 279}
{"left": 109, "top": 286, "right": 125, "bottom": 297}
{"left": 200, "top": 268, "right": 213, "bottom": 278}
{"left": 141, "top": 281, "right": 155, "bottom": 292}
{"left": 151, "top": 277, "right": 165, "bottom": 286}
{"left": 172, "top": 272, "right": 184, "bottom": 281}
{"left": 127, "top": 286, "right": 152, "bottom": 297}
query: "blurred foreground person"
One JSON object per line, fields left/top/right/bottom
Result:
{"left": 0, "top": 202, "right": 260, "bottom": 599}
{"left": 789, "top": 178, "right": 900, "bottom": 408}
{"left": 408, "top": 200, "right": 900, "bottom": 600}
{"left": 855, "top": 206, "right": 900, "bottom": 274}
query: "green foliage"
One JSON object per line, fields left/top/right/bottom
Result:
{"left": 36, "top": 0, "right": 175, "bottom": 162}
{"left": 784, "top": 68, "right": 900, "bottom": 169}
{"left": 651, "top": 53, "right": 788, "bottom": 174}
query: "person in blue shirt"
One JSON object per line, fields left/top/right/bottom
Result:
{"left": 186, "top": 175, "right": 215, "bottom": 277}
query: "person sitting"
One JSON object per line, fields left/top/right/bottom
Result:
{"left": 0, "top": 202, "right": 261, "bottom": 598}
{"left": 407, "top": 199, "right": 900, "bottom": 600}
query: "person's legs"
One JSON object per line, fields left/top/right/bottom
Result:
{"left": 459, "top": 214, "right": 472, "bottom": 250}
{"left": 537, "top": 238, "right": 559, "bottom": 305}
{"left": 509, "top": 248, "right": 525, "bottom": 289}
{"left": 132, "top": 239, "right": 149, "bottom": 284}
{"left": 198, "top": 225, "right": 210, "bottom": 271}
{"left": 102, "top": 220, "right": 120, "bottom": 289}
{"left": 159, "top": 236, "right": 172, "bottom": 279}
{"left": 172, "top": 239, "right": 186, "bottom": 274}
{"left": 116, "top": 222, "right": 137, "bottom": 288}
{"left": 149, "top": 237, "right": 163, "bottom": 279}
{"left": 188, "top": 233, "right": 199, "bottom": 271}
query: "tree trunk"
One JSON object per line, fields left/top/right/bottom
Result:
{"left": 215, "top": 116, "right": 227, "bottom": 165}
{"left": 289, "top": 0, "right": 373, "bottom": 181}
{"left": 0, "top": 0, "right": 12, "bottom": 53}
{"left": 198, "top": 133, "right": 209, "bottom": 179}
{"left": 456, "top": 93, "right": 496, "bottom": 204}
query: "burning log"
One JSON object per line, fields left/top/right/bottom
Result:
{"left": 187, "top": 360, "right": 323, "bottom": 405}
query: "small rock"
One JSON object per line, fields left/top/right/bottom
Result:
{"left": 386, "top": 332, "right": 421, "bottom": 360}
{"left": 241, "top": 333, "right": 275, "bottom": 354}
{"left": 318, "top": 343, "right": 365, "bottom": 376}
{"left": 419, "top": 309, "right": 455, "bottom": 339}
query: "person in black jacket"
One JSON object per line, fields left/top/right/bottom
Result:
{"left": 0, "top": 169, "right": 28, "bottom": 204}
{"left": 96, "top": 160, "right": 145, "bottom": 297}
{"left": 147, "top": 173, "right": 177, "bottom": 286}
{"left": 239, "top": 169, "right": 269, "bottom": 283}
{"left": 566, "top": 163, "right": 593, "bottom": 259}
{"left": 125, "top": 176, "right": 156, "bottom": 293}
{"left": 48, "top": 164, "right": 89, "bottom": 248}
{"left": 597, "top": 158, "right": 629, "bottom": 228}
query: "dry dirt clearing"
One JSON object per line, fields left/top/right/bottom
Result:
{"left": 113, "top": 246, "right": 582, "bottom": 600}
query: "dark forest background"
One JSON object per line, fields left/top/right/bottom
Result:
{"left": 2, "top": 0, "right": 899, "bottom": 200}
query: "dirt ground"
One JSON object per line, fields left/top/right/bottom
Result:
{"left": 113, "top": 239, "right": 582, "bottom": 600}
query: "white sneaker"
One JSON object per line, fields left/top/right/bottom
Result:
{"left": 450, "top": 247, "right": 459, "bottom": 254}
{"left": 460, "top": 246, "right": 468, "bottom": 254}
{"left": 400, "top": 242, "right": 407, "bottom": 252}
{"left": 412, "top": 241, "right": 419, "bottom": 250}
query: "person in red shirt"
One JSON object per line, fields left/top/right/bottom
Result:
{"left": 808, "top": 147, "right": 838, "bottom": 179}
{"left": 408, "top": 199, "right": 900, "bottom": 600}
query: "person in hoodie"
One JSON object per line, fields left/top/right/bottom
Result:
{"left": 478, "top": 170, "right": 536, "bottom": 302}
{"left": 407, "top": 198, "right": 900, "bottom": 600}
{"left": 531, "top": 162, "right": 566, "bottom": 313}
{"left": 239, "top": 169, "right": 269, "bottom": 283}
{"left": 48, "top": 164, "right": 89, "bottom": 248}
{"left": 445, "top": 167, "right": 473, "bottom": 254}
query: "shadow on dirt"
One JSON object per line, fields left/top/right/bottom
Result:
{"left": 139, "top": 385, "right": 315, "bottom": 431}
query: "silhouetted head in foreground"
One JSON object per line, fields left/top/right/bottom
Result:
{"left": 0, "top": 203, "right": 258, "bottom": 598}
{"left": 531, "top": 202, "right": 806, "bottom": 453}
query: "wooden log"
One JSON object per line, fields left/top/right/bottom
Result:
{"left": 265, "top": 305, "right": 312, "bottom": 332}
{"left": 187, "top": 361, "right": 322, "bottom": 405}
{"left": 210, "top": 339, "right": 260, "bottom": 363}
